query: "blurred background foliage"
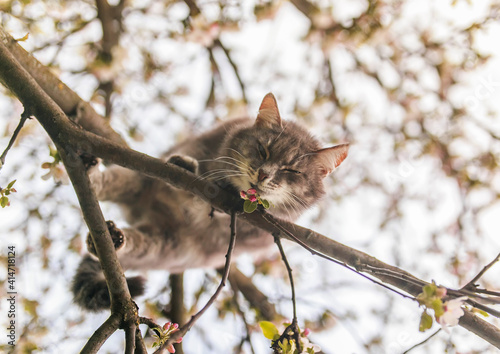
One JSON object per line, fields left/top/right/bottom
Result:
{"left": 1, "top": 0, "right": 500, "bottom": 353}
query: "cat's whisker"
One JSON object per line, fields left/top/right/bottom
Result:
{"left": 198, "top": 158, "right": 241, "bottom": 169}
{"left": 215, "top": 156, "right": 252, "bottom": 170}
{"left": 197, "top": 169, "right": 241, "bottom": 181}
{"left": 197, "top": 168, "right": 235, "bottom": 177}
{"left": 279, "top": 194, "right": 299, "bottom": 220}
{"left": 224, "top": 148, "right": 246, "bottom": 160}
{"left": 200, "top": 171, "right": 247, "bottom": 181}
{"left": 213, "top": 160, "right": 246, "bottom": 170}
{"left": 280, "top": 189, "right": 308, "bottom": 214}
{"left": 211, "top": 174, "right": 247, "bottom": 182}
{"left": 199, "top": 155, "right": 252, "bottom": 172}
{"left": 283, "top": 189, "right": 309, "bottom": 210}
{"left": 197, "top": 172, "right": 235, "bottom": 181}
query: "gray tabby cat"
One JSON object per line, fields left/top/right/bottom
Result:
{"left": 72, "top": 93, "right": 348, "bottom": 311}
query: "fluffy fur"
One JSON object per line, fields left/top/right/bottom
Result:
{"left": 72, "top": 93, "right": 348, "bottom": 311}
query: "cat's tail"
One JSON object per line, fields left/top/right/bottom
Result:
{"left": 71, "top": 255, "right": 145, "bottom": 311}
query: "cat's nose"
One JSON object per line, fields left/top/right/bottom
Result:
{"left": 258, "top": 170, "right": 269, "bottom": 182}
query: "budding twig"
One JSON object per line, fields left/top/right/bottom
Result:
{"left": 0, "top": 109, "right": 30, "bottom": 169}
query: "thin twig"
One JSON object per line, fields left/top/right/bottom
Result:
{"left": 214, "top": 39, "right": 248, "bottom": 104}
{"left": 139, "top": 316, "right": 161, "bottom": 329}
{"left": 273, "top": 234, "right": 302, "bottom": 352}
{"left": 155, "top": 211, "right": 238, "bottom": 353}
{"left": 0, "top": 110, "right": 30, "bottom": 169}
{"left": 468, "top": 288, "right": 500, "bottom": 297}
{"left": 274, "top": 234, "right": 297, "bottom": 322}
{"left": 402, "top": 329, "right": 441, "bottom": 354}
{"left": 362, "top": 265, "right": 428, "bottom": 289}
{"left": 462, "top": 252, "right": 500, "bottom": 290}
{"left": 262, "top": 213, "right": 416, "bottom": 301}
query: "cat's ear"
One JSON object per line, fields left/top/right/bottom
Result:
{"left": 255, "top": 93, "right": 282, "bottom": 128}
{"left": 313, "top": 143, "right": 349, "bottom": 177}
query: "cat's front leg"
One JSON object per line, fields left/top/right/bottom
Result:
{"left": 167, "top": 155, "right": 199, "bottom": 174}
{"left": 81, "top": 154, "right": 146, "bottom": 202}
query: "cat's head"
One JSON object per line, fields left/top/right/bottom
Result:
{"left": 218, "top": 93, "right": 348, "bottom": 218}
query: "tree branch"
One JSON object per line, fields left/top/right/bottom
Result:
{"left": 0, "top": 109, "right": 30, "bottom": 169}
{"left": 168, "top": 273, "right": 185, "bottom": 354}
{"left": 0, "top": 27, "right": 126, "bottom": 145}
{"left": 462, "top": 252, "right": 500, "bottom": 290}
{"left": 81, "top": 313, "right": 121, "bottom": 353}
{"left": 0, "top": 25, "right": 143, "bottom": 352}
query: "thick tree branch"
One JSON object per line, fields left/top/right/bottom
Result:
{"left": 0, "top": 27, "right": 126, "bottom": 145}
{"left": 0, "top": 27, "right": 142, "bottom": 352}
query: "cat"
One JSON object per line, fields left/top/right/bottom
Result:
{"left": 72, "top": 93, "right": 348, "bottom": 311}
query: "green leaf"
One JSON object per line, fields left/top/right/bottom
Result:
{"left": 423, "top": 283, "right": 436, "bottom": 297}
{"left": 430, "top": 298, "right": 444, "bottom": 317}
{"left": 1, "top": 196, "right": 9, "bottom": 208}
{"left": 7, "top": 180, "right": 16, "bottom": 189}
{"left": 244, "top": 200, "right": 258, "bottom": 213}
{"left": 419, "top": 311, "right": 433, "bottom": 332}
{"left": 278, "top": 338, "right": 295, "bottom": 354}
{"left": 259, "top": 321, "right": 279, "bottom": 340}
{"left": 261, "top": 199, "right": 270, "bottom": 209}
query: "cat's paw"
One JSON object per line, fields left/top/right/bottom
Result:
{"left": 79, "top": 153, "right": 99, "bottom": 171}
{"left": 86, "top": 220, "right": 125, "bottom": 256}
{"left": 168, "top": 155, "right": 199, "bottom": 174}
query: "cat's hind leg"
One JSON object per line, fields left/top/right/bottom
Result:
{"left": 72, "top": 221, "right": 145, "bottom": 311}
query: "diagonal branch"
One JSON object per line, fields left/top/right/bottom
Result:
{"left": 0, "top": 27, "right": 126, "bottom": 145}
{"left": 0, "top": 109, "right": 30, "bottom": 169}
{"left": 0, "top": 26, "right": 142, "bottom": 353}
{"left": 462, "top": 252, "right": 500, "bottom": 290}
{"left": 80, "top": 313, "right": 122, "bottom": 353}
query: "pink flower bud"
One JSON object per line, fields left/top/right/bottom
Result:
{"left": 176, "top": 337, "right": 183, "bottom": 343}
{"left": 163, "top": 322, "right": 172, "bottom": 330}
{"left": 172, "top": 323, "right": 179, "bottom": 330}
{"left": 240, "top": 191, "right": 247, "bottom": 199}
{"left": 303, "top": 328, "right": 311, "bottom": 336}
{"left": 247, "top": 188, "right": 257, "bottom": 195}
{"left": 436, "top": 287, "right": 447, "bottom": 298}
{"left": 249, "top": 195, "right": 257, "bottom": 202}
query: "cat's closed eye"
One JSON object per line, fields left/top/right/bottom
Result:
{"left": 282, "top": 168, "right": 301, "bottom": 174}
{"left": 257, "top": 142, "right": 268, "bottom": 160}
